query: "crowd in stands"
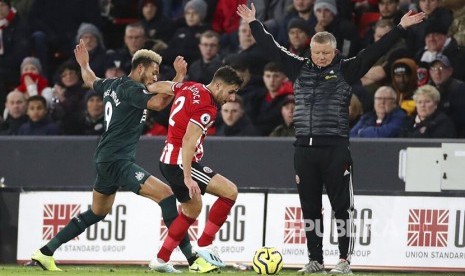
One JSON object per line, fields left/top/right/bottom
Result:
{"left": 1, "top": 0, "right": 465, "bottom": 138}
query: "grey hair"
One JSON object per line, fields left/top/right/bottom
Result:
{"left": 132, "top": 49, "right": 162, "bottom": 65}
{"left": 413, "top": 84, "right": 441, "bottom": 104}
{"left": 375, "top": 85, "right": 397, "bottom": 101}
{"left": 310, "top": 31, "right": 337, "bottom": 49}
{"left": 125, "top": 22, "right": 146, "bottom": 36}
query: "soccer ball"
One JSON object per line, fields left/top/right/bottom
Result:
{"left": 252, "top": 247, "right": 283, "bottom": 275}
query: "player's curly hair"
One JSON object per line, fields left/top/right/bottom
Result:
{"left": 212, "top": 65, "right": 243, "bottom": 87}
{"left": 131, "top": 49, "right": 162, "bottom": 70}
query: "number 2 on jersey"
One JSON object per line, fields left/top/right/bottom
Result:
{"left": 168, "top": 96, "right": 185, "bottom": 126}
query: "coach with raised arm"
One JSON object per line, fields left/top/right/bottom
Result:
{"left": 237, "top": 3, "right": 425, "bottom": 274}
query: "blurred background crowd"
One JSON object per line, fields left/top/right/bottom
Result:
{"left": 1, "top": 0, "right": 464, "bottom": 138}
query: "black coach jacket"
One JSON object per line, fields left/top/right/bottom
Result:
{"left": 249, "top": 20, "right": 407, "bottom": 146}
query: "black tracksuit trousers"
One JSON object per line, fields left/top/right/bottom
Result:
{"left": 294, "top": 145, "right": 355, "bottom": 264}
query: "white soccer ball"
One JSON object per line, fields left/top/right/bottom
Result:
{"left": 252, "top": 247, "right": 284, "bottom": 275}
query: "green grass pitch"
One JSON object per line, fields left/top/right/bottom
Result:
{"left": 1, "top": 264, "right": 464, "bottom": 275}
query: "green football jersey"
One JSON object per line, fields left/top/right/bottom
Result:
{"left": 93, "top": 76, "right": 154, "bottom": 163}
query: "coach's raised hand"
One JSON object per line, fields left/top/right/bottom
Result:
{"left": 237, "top": 3, "right": 256, "bottom": 24}
{"left": 399, "top": 10, "right": 426, "bottom": 29}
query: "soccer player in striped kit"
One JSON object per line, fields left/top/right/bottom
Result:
{"left": 149, "top": 66, "right": 243, "bottom": 273}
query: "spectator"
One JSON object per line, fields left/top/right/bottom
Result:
{"left": 113, "top": 23, "right": 148, "bottom": 75}
{"left": 312, "top": 0, "right": 361, "bottom": 57}
{"left": 443, "top": 0, "right": 465, "bottom": 46}
{"left": 349, "top": 94, "right": 364, "bottom": 128}
{"left": 28, "top": 0, "right": 103, "bottom": 79}
{"left": 400, "top": 84, "right": 456, "bottom": 138}
{"left": 287, "top": 18, "right": 311, "bottom": 57}
{"left": 18, "top": 95, "right": 59, "bottom": 135}
{"left": 0, "top": 90, "right": 27, "bottom": 135}
{"left": 276, "top": 0, "right": 317, "bottom": 45}
{"left": 76, "top": 90, "right": 104, "bottom": 135}
{"left": 139, "top": 0, "right": 174, "bottom": 45}
{"left": 212, "top": 0, "right": 246, "bottom": 35}
{"left": 251, "top": 62, "right": 293, "bottom": 136}
{"left": 99, "top": 0, "right": 140, "bottom": 50}
{"left": 216, "top": 95, "right": 260, "bottom": 136}
{"left": 415, "top": 19, "right": 465, "bottom": 81}
{"left": 270, "top": 94, "right": 296, "bottom": 137}
{"left": 407, "top": 0, "right": 453, "bottom": 54}
{"left": 15, "top": 57, "right": 53, "bottom": 105}
{"left": 361, "top": 19, "right": 408, "bottom": 90}
{"left": 391, "top": 58, "right": 418, "bottom": 116}
{"left": 0, "top": 0, "right": 29, "bottom": 108}
{"left": 223, "top": 19, "right": 270, "bottom": 77}
{"left": 378, "top": 0, "right": 403, "bottom": 24}
{"left": 362, "top": 0, "right": 404, "bottom": 45}
{"left": 144, "top": 112, "right": 168, "bottom": 136}
{"left": 161, "top": 0, "right": 209, "bottom": 65}
{"left": 72, "top": 23, "right": 106, "bottom": 78}
{"left": 350, "top": 86, "right": 406, "bottom": 137}
{"left": 103, "top": 51, "right": 126, "bottom": 78}
{"left": 252, "top": 0, "right": 293, "bottom": 33}
{"left": 228, "top": 60, "right": 267, "bottom": 120}
{"left": 187, "top": 30, "right": 223, "bottom": 84}
{"left": 428, "top": 55, "right": 465, "bottom": 137}
{"left": 50, "top": 61, "right": 87, "bottom": 135}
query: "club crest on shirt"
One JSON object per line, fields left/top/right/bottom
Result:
{"left": 203, "top": 167, "right": 213, "bottom": 173}
{"left": 135, "top": 171, "right": 145, "bottom": 181}
{"left": 200, "top": 113, "right": 211, "bottom": 125}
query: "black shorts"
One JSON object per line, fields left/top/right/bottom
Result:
{"left": 159, "top": 162, "right": 217, "bottom": 202}
{"left": 94, "top": 160, "right": 151, "bottom": 195}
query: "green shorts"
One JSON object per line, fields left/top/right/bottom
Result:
{"left": 94, "top": 160, "right": 151, "bottom": 195}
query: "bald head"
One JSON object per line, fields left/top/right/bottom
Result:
{"left": 6, "top": 91, "right": 27, "bottom": 119}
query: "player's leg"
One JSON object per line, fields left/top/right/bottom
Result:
{"left": 179, "top": 163, "right": 234, "bottom": 268}
{"left": 294, "top": 146, "right": 326, "bottom": 274}
{"left": 157, "top": 198, "right": 202, "bottom": 262}
{"left": 32, "top": 190, "right": 113, "bottom": 271}
{"left": 156, "top": 198, "right": 220, "bottom": 273}
{"left": 200, "top": 173, "right": 237, "bottom": 247}
{"left": 323, "top": 146, "right": 354, "bottom": 274}
{"left": 32, "top": 162, "right": 118, "bottom": 271}
{"left": 155, "top": 163, "right": 217, "bottom": 273}
{"left": 118, "top": 161, "right": 193, "bottom": 272}
{"left": 138, "top": 175, "right": 196, "bottom": 264}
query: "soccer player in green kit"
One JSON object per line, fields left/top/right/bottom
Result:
{"left": 31, "top": 39, "right": 206, "bottom": 273}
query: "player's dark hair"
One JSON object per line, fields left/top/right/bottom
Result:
{"left": 212, "top": 65, "right": 243, "bottom": 87}
{"left": 27, "top": 95, "right": 47, "bottom": 108}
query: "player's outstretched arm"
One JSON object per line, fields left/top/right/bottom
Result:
{"left": 74, "top": 39, "right": 100, "bottom": 88}
{"left": 146, "top": 82, "right": 174, "bottom": 111}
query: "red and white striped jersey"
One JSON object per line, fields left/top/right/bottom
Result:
{"left": 160, "top": 82, "right": 217, "bottom": 165}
